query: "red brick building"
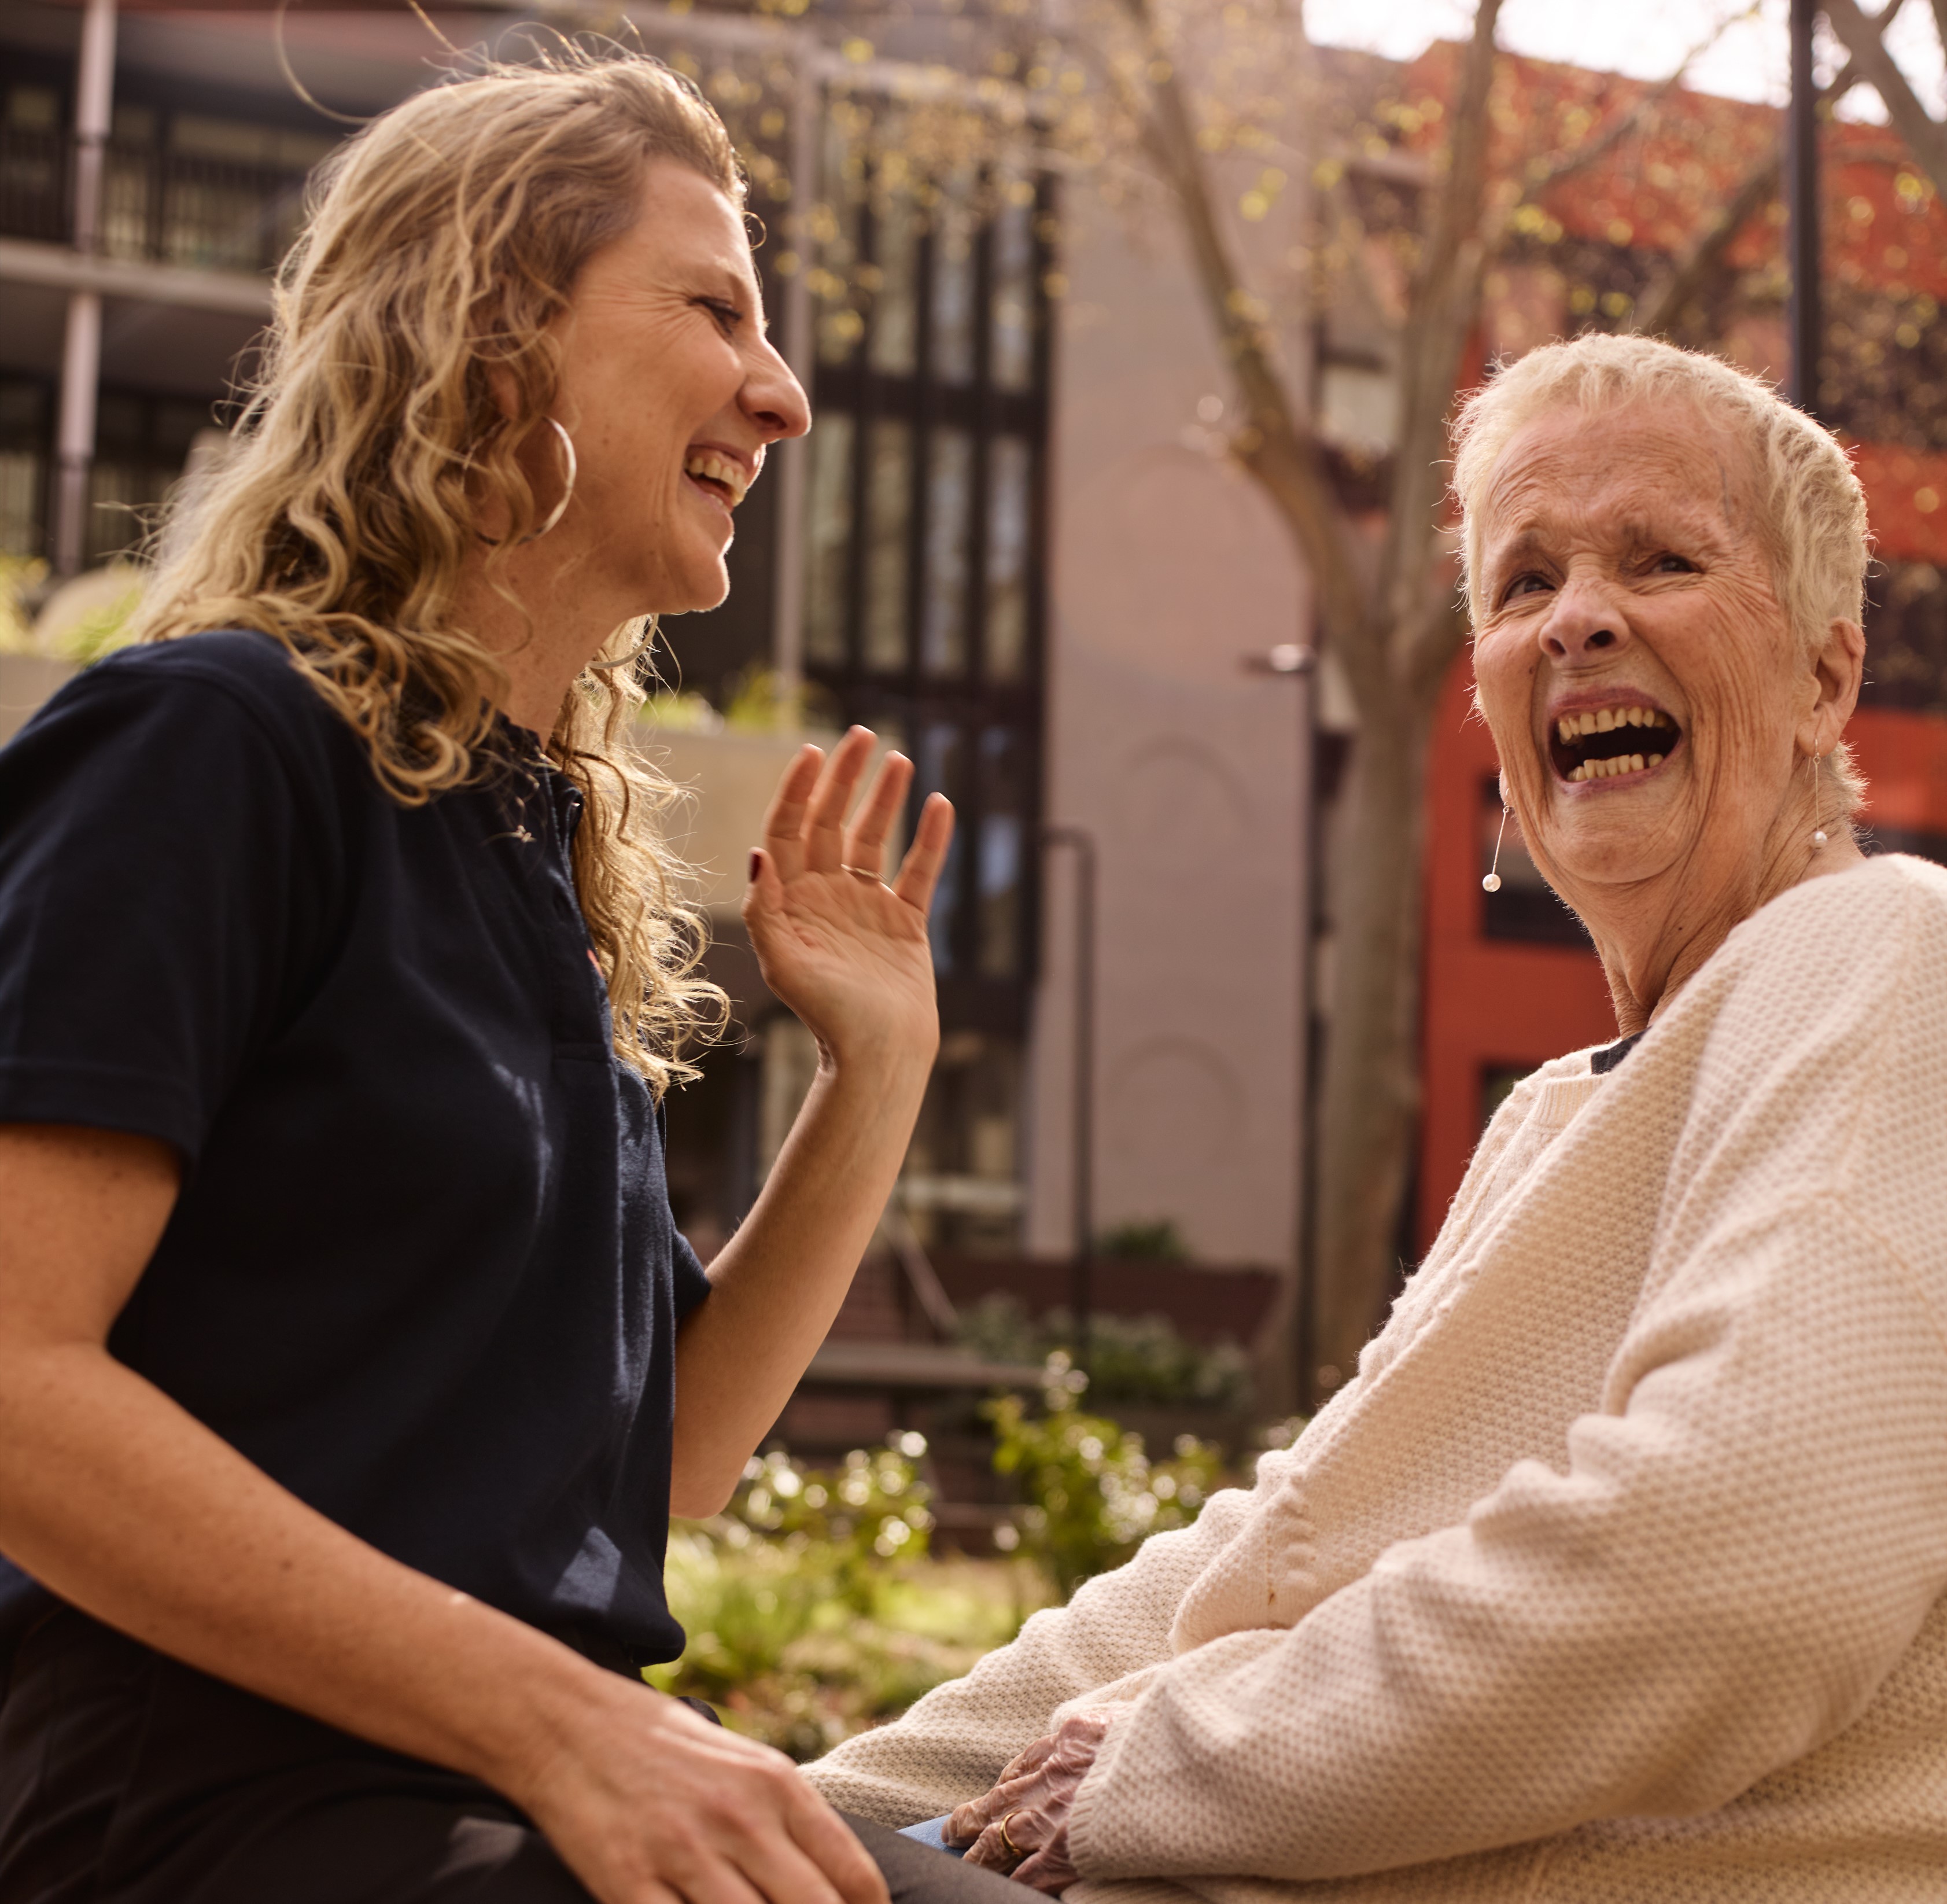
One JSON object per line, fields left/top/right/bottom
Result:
{"left": 1414, "top": 57, "right": 1947, "bottom": 1249}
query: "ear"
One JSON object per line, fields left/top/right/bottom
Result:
{"left": 482, "top": 360, "right": 521, "bottom": 423}
{"left": 1804, "top": 617, "right": 1864, "bottom": 757}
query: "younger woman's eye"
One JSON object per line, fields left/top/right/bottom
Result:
{"left": 699, "top": 299, "right": 744, "bottom": 334}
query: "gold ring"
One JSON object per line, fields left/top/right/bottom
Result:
{"left": 997, "top": 1811, "right": 1026, "bottom": 1861}
{"left": 840, "top": 864, "right": 884, "bottom": 883}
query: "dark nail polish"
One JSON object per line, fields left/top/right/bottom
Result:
{"left": 748, "top": 850, "right": 760, "bottom": 882}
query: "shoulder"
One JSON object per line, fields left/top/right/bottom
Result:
{"left": 74, "top": 631, "right": 339, "bottom": 741}
{"left": 1723, "top": 854, "right": 1947, "bottom": 992}
{"left": 15, "top": 631, "right": 364, "bottom": 798}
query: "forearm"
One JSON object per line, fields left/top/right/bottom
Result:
{"left": 1071, "top": 1208, "right": 1947, "bottom": 1882}
{"left": 672, "top": 1047, "right": 928, "bottom": 1511}
{"left": 0, "top": 1339, "right": 622, "bottom": 1802}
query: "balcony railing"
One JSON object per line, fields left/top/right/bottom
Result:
{"left": 0, "top": 127, "right": 311, "bottom": 275}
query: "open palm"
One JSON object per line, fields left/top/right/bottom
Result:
{"left": 741, "top": 729, "right": 953, "bottom": 1069}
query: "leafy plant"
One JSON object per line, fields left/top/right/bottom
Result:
{"left": 1095, "top": 1218, "right": 1188, "bottom": 1261}
{"left": 984, "top": 1355, "right": 1226, "bottom": 1596}
{"left": 957, "top": 1294, "right": 1251, "bottom": 1410}
{"left": 646, "top": 1436, "right": 1052, "bottom": 1759}
{"left": 0, "top": 557, "right": 45, "bottom": 653}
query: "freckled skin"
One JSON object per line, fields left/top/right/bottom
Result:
{"left": 1470, "top": 400, "right": 1867, "bottom": 1033}
{"left": 455, "top": 160, "right": 809, "bottom": 734}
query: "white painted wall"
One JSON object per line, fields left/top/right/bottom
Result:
{"left": 1028, "top": 186, "right": 1311, "bottom": 1272}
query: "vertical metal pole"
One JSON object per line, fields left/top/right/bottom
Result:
{"left": 1042, "top": 826, "right": 1096, "bottom": 1371}
{"left": 1290, "top": 657, "right": 1319, "bottom": 1419}
{"left": 1247, "top": 642, "right": 1320, "bottom": 1415}
{"left": 1787, "top": 0, "right": 1821, "bottom": 413}
{"left": 54, "top": 0, "right": 116, "bottom": 576}
{"left": 769, "top": 42, "right": 821, "bottom": 708}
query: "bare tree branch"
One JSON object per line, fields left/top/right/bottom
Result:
{"left": 1824, "top": 0, "right": 1947, "bottom": 202}
{"left": 1510, "top": 3, "right": 1756, "bottom": 208}
{"left": 1378, "top": 0, "right": 1505, "bottom": 676}
{"left": 1629, "top": 21, "right": 1911, "bottom": 341}
{"left": 1633, "top": 149, "right": 1781, "bottom": 337}
{"left": 1107, "top": 0, "right": 1376, "bottom": 655}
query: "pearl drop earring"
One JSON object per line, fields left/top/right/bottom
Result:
{"left": 1810, "top": 749, "right": 1829, "bottom": 850}
{"left": 1483, "top": 804, "right": 1510, "bottom": 893}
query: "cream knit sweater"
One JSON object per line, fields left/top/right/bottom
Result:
{"left": 806, "top": 854, "right": 1947, "bottom": 1901}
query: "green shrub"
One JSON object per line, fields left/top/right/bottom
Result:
{"left": 646, "top": 1437, "right": 1052, "bottom": 1759}
{"left": 1095, "top": 1218, "right": 1188, "bottom": 1261}
{"left": 957, "top": 1294, "right": 1251, "bottom": 1410}
{"left": 984, "top": 1354, "right": 1226, "bottom": 1596}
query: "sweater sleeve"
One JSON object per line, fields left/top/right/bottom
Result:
{"left": 1070, "top": 1200, "right": 1947, "bottom": 1880}
{"left": 801, "top": 1461, "right": 1278, "bottom": 1825}
{"left": 1068, "top": 875, "right": 1947, "bottom": 1881}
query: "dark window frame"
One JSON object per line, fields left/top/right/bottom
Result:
{"left": 806, "top": 153, "right": 1055, "bottom": 1036}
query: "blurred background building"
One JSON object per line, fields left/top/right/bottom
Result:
{"left": 7, "top": 0, "right": 1947, "bottom": 1441}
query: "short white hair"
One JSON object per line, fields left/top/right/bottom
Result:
{"left": 1451, "top": 333, "right": 1869, "bottom": 813}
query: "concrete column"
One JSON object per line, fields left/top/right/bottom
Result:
{"left": 766, "top": 47, "right": 820, "bottom": 702}
{"left": 53, "top": 291, "right": 102, "bottom": 576}
{"left": 52, "top": 0, "right": 116, "bottom": 575}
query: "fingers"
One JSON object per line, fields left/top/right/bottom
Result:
{"left": 786, "top": 1792, "right": 890, "bottom": 1904}
{"left": 890, "top": 792, "right": 955, "bottom": 914}
{"left": 1011, "top": 1847, "right": 1077, "bottom": 1895}
{"left": 758, "top": 745, "right": 825, "bottom": 885}
{"left": 801, "top": 728, "right": 877, "bottom": 875}
{"left": 961, "top": 1820, "right": 1017, "bottom": 1872}
{"left": 841, "top": 750, "right": 916, "bottom": 878}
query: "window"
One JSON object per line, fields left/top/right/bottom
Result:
{"left": 805, "top": 142, "right": 1052, "bottom": 1005}
{"left": 802, "top": 126, "right": 1055, "bottom": 1250}
{"left": 1479, "top": 778, "right": 1588, "bottom": 947}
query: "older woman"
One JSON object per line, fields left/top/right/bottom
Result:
{"left": 0, "top": 51, "right": 1020, "bottom": 1904}
{"left": 806, "top": 332, "right": 1947, "bottom": 1901}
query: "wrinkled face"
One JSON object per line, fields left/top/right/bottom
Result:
{"left": 1471, "top": 399, "right": 1812, "bottom": 907}
{"left": 547, "top": 159, "right": 809, "bottom": 611}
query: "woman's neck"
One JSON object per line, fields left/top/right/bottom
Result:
{"left": 1583, "top": 823, "right": 1867, "bottom": 1035}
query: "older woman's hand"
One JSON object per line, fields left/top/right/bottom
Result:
{"left": 743, "top": 728, "right": 952, "bottom": 1077}
{"left": 946, "top": 1713, "right": 1112, "bottom": 1893}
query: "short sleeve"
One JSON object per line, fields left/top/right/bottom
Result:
{"left": 0, "top": 647, "right": 341, "bottom": 1165}
{"left": 671, "top": 1227, "right": 712, "bottom": 1319}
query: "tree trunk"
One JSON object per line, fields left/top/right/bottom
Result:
{"left": 1310, "top": 671, "right": 1440, "bottom": 1389}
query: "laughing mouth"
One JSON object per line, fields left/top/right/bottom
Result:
{"left": 1550, "top": 704, "right": 1683, "bottom": 784}
{"left": 683, "top": 450, "right": 750, "bottom": 510}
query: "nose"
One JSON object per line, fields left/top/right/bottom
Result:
{"left": 741, "top": 333, "right": 810, "bottom": 445}
{"left": 1539, "top": 574, "right": 1632, "bottom": 665}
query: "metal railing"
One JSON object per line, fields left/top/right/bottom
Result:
{"left": 0, "top": 127, "right": 311, "bottom": 275}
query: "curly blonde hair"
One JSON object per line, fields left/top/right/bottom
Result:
{"left": 1451, "top": 333, "right": 1871, "bottom": 815}
{"left": 134, "top": 49, "right": 736, "bottom": 1090}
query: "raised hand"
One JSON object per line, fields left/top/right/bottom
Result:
{"left": 945, "top": 1712, "right": 1113, "bottom": 1894}
{"left": 742, "top": 728, "right": 953, "bottom": 1074}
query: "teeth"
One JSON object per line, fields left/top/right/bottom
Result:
{"left": 1557, "top": 706, "right": 1675, "bottom": 742}
{"left": 683, "top": 451, "right": 748, "bottom": 507}
{"left": 1566, "top": 751, "right": 1664, "bottom": 783}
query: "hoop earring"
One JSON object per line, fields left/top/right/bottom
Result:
{"left": 1810, "top": 747, "right": 1830, "bottom": 850}
{"left": 475, "top": 415, "right": 578, "bottom": 547}
{"left": 589, "top": 614, "right": 659, "bottom": 673}
{"left": 1483, "top": 804, "right": 1510, "bottom": 893}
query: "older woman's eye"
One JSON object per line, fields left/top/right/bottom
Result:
{"left": 1500, "top": 573, "right": 1552, "bottom": 605}
{"left": 1652, "top": 552, "right": 1696, "bottom": 574}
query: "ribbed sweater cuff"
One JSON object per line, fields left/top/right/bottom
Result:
{"left": 1066, "top": 1708, "right": 1135, "bottom": 1879}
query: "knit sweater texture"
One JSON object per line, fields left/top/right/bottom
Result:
{"left": 805, "top": 854, "right": 1947, "bottom": 1901}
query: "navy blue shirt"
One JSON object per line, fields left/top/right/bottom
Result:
{"left": 0, "top": 631, "right": 709, "bottom": 1669}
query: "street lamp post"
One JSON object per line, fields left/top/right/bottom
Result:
{"left": 1244, "top": 640, "right": 1319, "bottom": 1415}
{"left": 1787, "top": 0, "right": 1821, "bottom": 413}
{"left": 1041, "top": 824, "right": 1097, "bottom": 1371}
